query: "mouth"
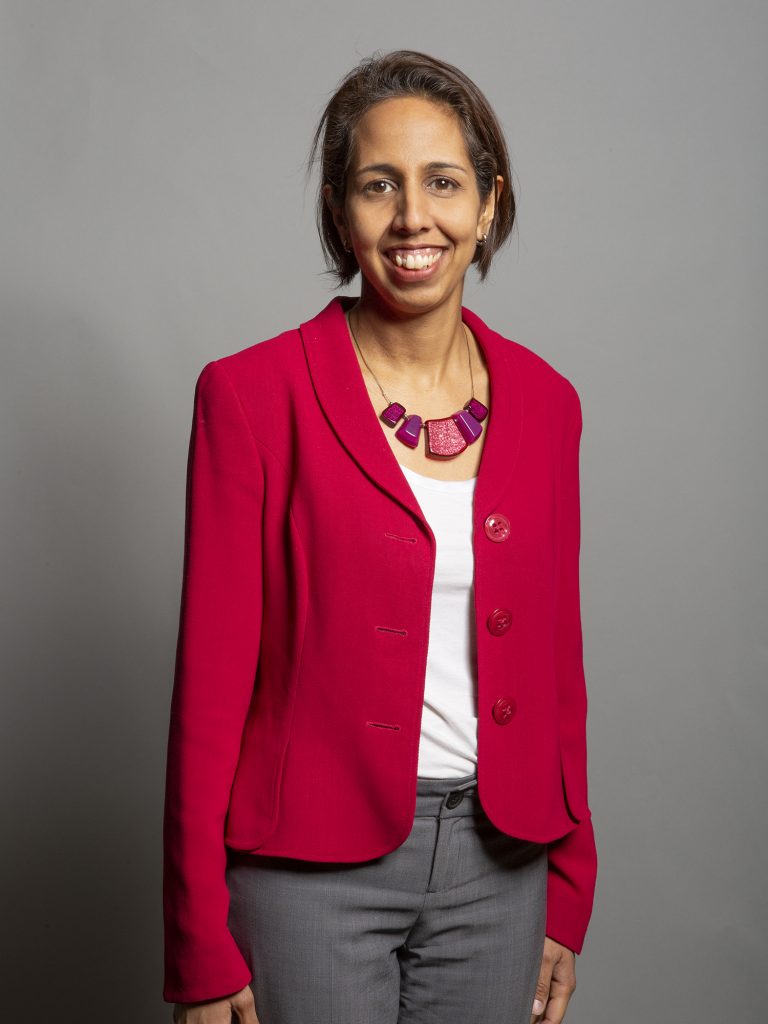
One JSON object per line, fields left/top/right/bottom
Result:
{"left": 384, "top": 246, "right": 446, "bottom": 271}
{"left": 382, "top": 246, "right": 447, "bottom": 283}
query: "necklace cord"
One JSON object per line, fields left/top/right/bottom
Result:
{"left": 347, "top": 310, "right": 475, "bottom": 421}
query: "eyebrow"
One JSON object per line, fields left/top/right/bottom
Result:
{"left": 354, "top": 161, "right": 467, "bottom": 177}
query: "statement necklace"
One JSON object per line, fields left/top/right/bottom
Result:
{"left": 347, "top": 312, "right": 489, "bottom": 459}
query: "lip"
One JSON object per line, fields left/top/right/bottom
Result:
{"left": 382, "top": 246, "right": 447, "bottom": 283}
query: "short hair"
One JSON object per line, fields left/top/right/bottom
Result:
{"left": 305, "top": 49, "right": 516, "bottom": 287}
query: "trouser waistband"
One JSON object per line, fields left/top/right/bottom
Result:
{"left": 414, "top": 771, "right": 480, "bottom": 817}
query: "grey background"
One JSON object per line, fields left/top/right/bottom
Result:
{"left": 1, "top": 2, "right": 766, "bottom": 1021}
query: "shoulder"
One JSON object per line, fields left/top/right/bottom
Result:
{"left": 198, "top": 326, "right": 303, "bottom": 386}
{"left": 190, "top": 327, "right": 307, "bottom": 432}
{"left": 492, "top": 325, "right": 582, "bottom": 428}
{"left": 188, "top": 325, "right": 308, "bottom": 462}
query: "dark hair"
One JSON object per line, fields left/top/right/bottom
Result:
{"left": 305, "top": 49, "right": 516, "bottom": 287}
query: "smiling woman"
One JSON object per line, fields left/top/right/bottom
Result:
{"left": 325, "top": 94, "right": 501, "bottom": 307}
{"left": 162, "top": 48, "right": 597, "bottom": 1024}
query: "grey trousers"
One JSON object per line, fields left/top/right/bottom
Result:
{"left": 225, "top": 771, "right": 547, "bottom": 1024}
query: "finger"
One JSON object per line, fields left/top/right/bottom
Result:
{"left": 541, "top": 988, "right": 573, "bottom": 1024}
{"left": 531, "top": 963, "right": 553, "bottom": 1018}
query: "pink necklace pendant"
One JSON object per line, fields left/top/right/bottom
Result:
{"left": 425, "top": 416, "right": 469, "bottom": 456}
{"left": 426, "top": 405, "right": 486, "bottom": 455}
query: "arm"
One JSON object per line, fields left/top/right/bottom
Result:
{"left": 544, "top": 379, "right": 598, "bottom": 955}
{"left": 162, "top": 360, "right": 264, "bottom": 1003}
{"left": 545, "top": 818, "right": 597, "bottom": 954}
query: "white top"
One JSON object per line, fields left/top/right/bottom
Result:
{"left": 399, "top": 463, "right": 479, "bottom": 779}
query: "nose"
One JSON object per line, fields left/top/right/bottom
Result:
{"left": 392, "top": 181, "right": 434, "bottom": 236}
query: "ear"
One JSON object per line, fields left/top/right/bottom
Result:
{"left": 322, "top": 183, "right": 347, "bottom": 238}
{"left": 479, "top": 175, "right": 504, "bottom": 235}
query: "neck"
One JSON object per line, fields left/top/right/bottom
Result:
{"left": 347, "top": 283, "right": 472, "bottom": 390}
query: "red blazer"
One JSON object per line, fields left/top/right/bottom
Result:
{"left": 162, "top": 294, "right": 598, "bottom": 1004}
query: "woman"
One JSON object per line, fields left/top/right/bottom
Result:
{"left": 163, "top": 49, "right": 597, "bottom": 1024}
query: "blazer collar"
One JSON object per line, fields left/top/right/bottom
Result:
{"left": 299, "top": 295, "right": 523, "bottom": 523}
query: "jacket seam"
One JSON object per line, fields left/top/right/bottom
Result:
{"left": 212, "top": 358, "right": 305, "bottom": 548}
{"left": 212, "top": 360, "right": 287, "bottom": 472}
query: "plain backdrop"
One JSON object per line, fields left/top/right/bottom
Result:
{"left": 1, "top": 2, "right": 766, "bottom": 1021}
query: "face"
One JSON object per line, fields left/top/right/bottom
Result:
{"left": 323, "top": 96, "right": 503, "bottom": 314}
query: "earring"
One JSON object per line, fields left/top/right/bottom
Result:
{"left": 476, "top": 232, "right": 488, "bottom": 246}
{"left": 342, "top": 237, "right": 352, "bottom": 253}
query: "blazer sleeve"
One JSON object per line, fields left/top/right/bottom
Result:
{"left": 545, "top": 379, "right": 598, "bottom": 955}
{"left": 162, "top": 359, "right": 263, "bottom": 1004}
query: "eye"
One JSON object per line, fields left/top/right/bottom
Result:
{"left": 361, "top": 176, "right": 460, "bottom": 196}
{"left": 362, "top": 180, "right": 394, "bottom": 195}
{"left": 430, "top": 177, "right": 459, "bottom": 192}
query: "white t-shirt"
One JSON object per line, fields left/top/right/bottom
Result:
{"left": 399, "top": 463, "right": 478, "bottom": 779}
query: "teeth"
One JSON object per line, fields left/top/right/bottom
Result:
{"left": 390, "top": 250, "right": 443, "bottom": 270}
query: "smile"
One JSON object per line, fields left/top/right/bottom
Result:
{"left": 385, "top": 248, "right": 444, "bottom": 270}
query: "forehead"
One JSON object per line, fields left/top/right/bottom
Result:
{"left": 352, "top": 97, "right": 467, "bottom": 163}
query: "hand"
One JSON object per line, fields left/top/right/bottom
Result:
{"left": 530, "top": 937, "right": 576, "bottom": 1023}
{"left": 173, "top": 984, "right": 259, "bottom": 1023}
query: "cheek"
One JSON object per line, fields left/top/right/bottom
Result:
{"left": 352, "top": 221, "right": 385, "bottom": 255}
{"left": 347, "top": 200, "right": 382, "bottom": 232}
{"left": 440, "top": 210, "right": 481, "bottom": 244}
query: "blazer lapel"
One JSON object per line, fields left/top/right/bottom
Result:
{"left": 299, "top": 295, "right": 524, "bottom": 524}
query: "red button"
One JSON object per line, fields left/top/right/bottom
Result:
{"left": 484, "top": 513, "right": 511, "bottom": 542}
{"left": 487, "top": 608, "right": 513, "bottom": 635}
{"left": 492, "top": 697, "right": 517, "bottom": 724}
